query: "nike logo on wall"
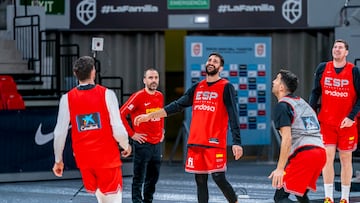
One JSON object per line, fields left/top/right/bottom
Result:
{"left": 35, "top": 123, "right": 54, "bottom": 145}
{"left": 34, "top": 123, "right": 72, "bottom": 145}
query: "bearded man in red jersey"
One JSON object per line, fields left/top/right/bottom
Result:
{"left": 134, "top": 53, "right": 243, "bottom": 203}
{"left": 120, "top": 68, "right": 164, "bottom": 203}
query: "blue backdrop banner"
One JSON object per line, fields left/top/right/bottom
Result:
{"left": 0, "top": 108, "right": 77, "bottom": 173}
{"left": 185, "top": 36, "right": 272, "bottom": 145}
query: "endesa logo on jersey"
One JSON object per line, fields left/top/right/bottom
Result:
{"left": 194, "top": 91, "right": 218, "bottom": 112}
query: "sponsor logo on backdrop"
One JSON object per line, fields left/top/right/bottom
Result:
{"left": 282, "top": 0, "right": 302, "bottom": 24}
{"left": 77, "top": 0, "right": 96, "bottom": 25}
{"left": 35, "top": 124, "right": 72, "bottom": 145}
{"left": 35, "top": 123, "right": 54, "bottom": 145}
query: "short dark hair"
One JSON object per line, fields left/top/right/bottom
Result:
{"left": 73, "top": 56, "right": 95, "bottom": 81}
{"left": 279, "top": 69, "right": 298, "bottom": 93}
{"left": 334, "top": 39, "right": 349, "bottom": 50}
{"left": 143, "top": 68, "right": 158, "bottom": 78}
{"left": 208, "top": 52, "right": 224, "bottom": 67}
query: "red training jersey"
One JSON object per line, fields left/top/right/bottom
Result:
{"left": 319, "top": 61, "right": 357, "bottom": 126}
{"left": 120, "top": 89, "right": 164, "bottom": 144}
{"left": 68, "top": 85, "right": 121, "bottom": 169}
{"left": 188, "top": 79, "right": 229, "bottom": 149}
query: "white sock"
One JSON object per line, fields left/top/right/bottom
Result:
{"left": 341, "top": 185, "right": 350, "bottom": 202}
{"left": 324, "top": 183, "right": 334, "bottom": 201}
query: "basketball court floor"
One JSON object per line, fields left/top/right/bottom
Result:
{"left": 1, "top": 161, "right": 360, "bottom": 203}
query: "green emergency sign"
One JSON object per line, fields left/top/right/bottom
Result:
{"left": 167, "top": 0, "right": 210, "bottom": 9}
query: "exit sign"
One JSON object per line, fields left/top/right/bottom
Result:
{"left": 20, "top": 0, "right": 64, "bottom": 15}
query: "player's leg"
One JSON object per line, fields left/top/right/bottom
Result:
{"left": 132, "top": 142, "right": 151, "bottom": 203}
{"left": 211, "top": 172, "right": 237, "bottom": 203}
{"left": 79, "top": 168, "right": 101, "bottom": 202}
{"left": 282, "top": 147, "right": 326, "bottom": 203}
{"left": 195, "top": 173, "right": 209, "bottom": 203}
{"left": 273, "top": 188, "right": 292, "bottom": 203}
{"left": 338, "top": 125, "right": 358, "bottom": 203}
{"left": 95, "top": 189, "right": 104, "bottom": 203}
{"left": 295, "top": 189, "right": 310, "bottom": 203}
{"left": 101, "top": 190, "right": 122, "bottom": 203}
{"left": 339, "top": 150, "right": 353, "bottom": 203}
{"left": 321, "top": 124, "right": 338, "bottom": 202}
{"left": 143, "top": 143, "right": 162, "bottom": 203}
{"left": 96, "top": 167, "right": 123, "bottom": 203}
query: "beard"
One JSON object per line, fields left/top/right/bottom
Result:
{"left": 147, "top": 82, "right": 158, "bottom": 91}
{"left": 206, "top": 65, "right": 219, "bottom": 76}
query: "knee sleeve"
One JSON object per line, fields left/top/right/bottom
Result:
{"left": 195, "top": 174, "right": 208, "bottom": 186}
{"left": 295, "top": 190, "right": 310, "bottom": 203}
{"left": 274, "top": 188, "right": 290, "bottom": 202}
{"left": 211, "top": 172, "right": 237, "bottom": 203}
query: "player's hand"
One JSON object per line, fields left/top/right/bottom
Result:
{"left": 268, "top": 168, "right": 285, "bottom": 188}
{"left": 52, "top": 161, "right": 64, "bottom": 177}
{"left": 121, "top": 145, "right": 132, "bottom": 158}
{"left": 340, "top": 117, "right": 355, "bottom": 128}
{"left": 132, "top": 132, "right": 147, "bottom": 144}
{"left": 232, "top": 145, "right": 243, "bottom": 160}
{"left": 134, "top": 114, "right": 151, "bottom": 126}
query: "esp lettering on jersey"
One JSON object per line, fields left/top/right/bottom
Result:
{"left": 324, "top": 77, "right": 349, "bottom": 87}
{"left": 195, "top": 91, "right": 218, "bottom": 100}
{"left": 194, "top": 91, "right": 219, "bottom": 112}
{"left": 323, "top": 77, "right": 350, "bottom": 97}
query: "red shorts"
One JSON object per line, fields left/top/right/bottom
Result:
{"left": 185, "top": 146, "right": 227, "bottom": 174}
{"left": 283, "top": 147, "right": 326, "bottom": 196}
{"left": 320, "top": 123, "right": 358, "bottom": 151}
{"left": 80, "top": 167, "right": 123, "bottom": 194}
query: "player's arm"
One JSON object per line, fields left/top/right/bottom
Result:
{"left": 269, "top": 102, "right": 292, "bottom": 188}
{"left": 224, "top": 83, "right": 241, "bottom": 145}
{"left": 270, "top": 125, "right": 291, "bottom": 188}
{"left": 134, "top": 109, "right": 167, "bottom": 125}
{"left": 119, "top": 93, "right": 138, "bottom": 137}
{"left": 160, "top": 93, "right": 165, "bottom": 142}
{"left": 135, "top": 83, "right": 197, "bottom": 125}
{"left": 309, "top": 62, "right": 326, "bottom": 112}
{"left": 347, "top": 66, "right": 360, "bottom": 120}
{"left": 340, "top": 66, "right": 360, "bottom": 128}
{"left": 224, "top": 83, "right": 243, "bottom": 160}
{"left": 53, "top": 94, "right": 70, "bottom": 177}
{"left": 164, "top": 83, "right": 197, "bottom": 116}
{"left": 106, "top": 89, "right": 130, "bottom": 153}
